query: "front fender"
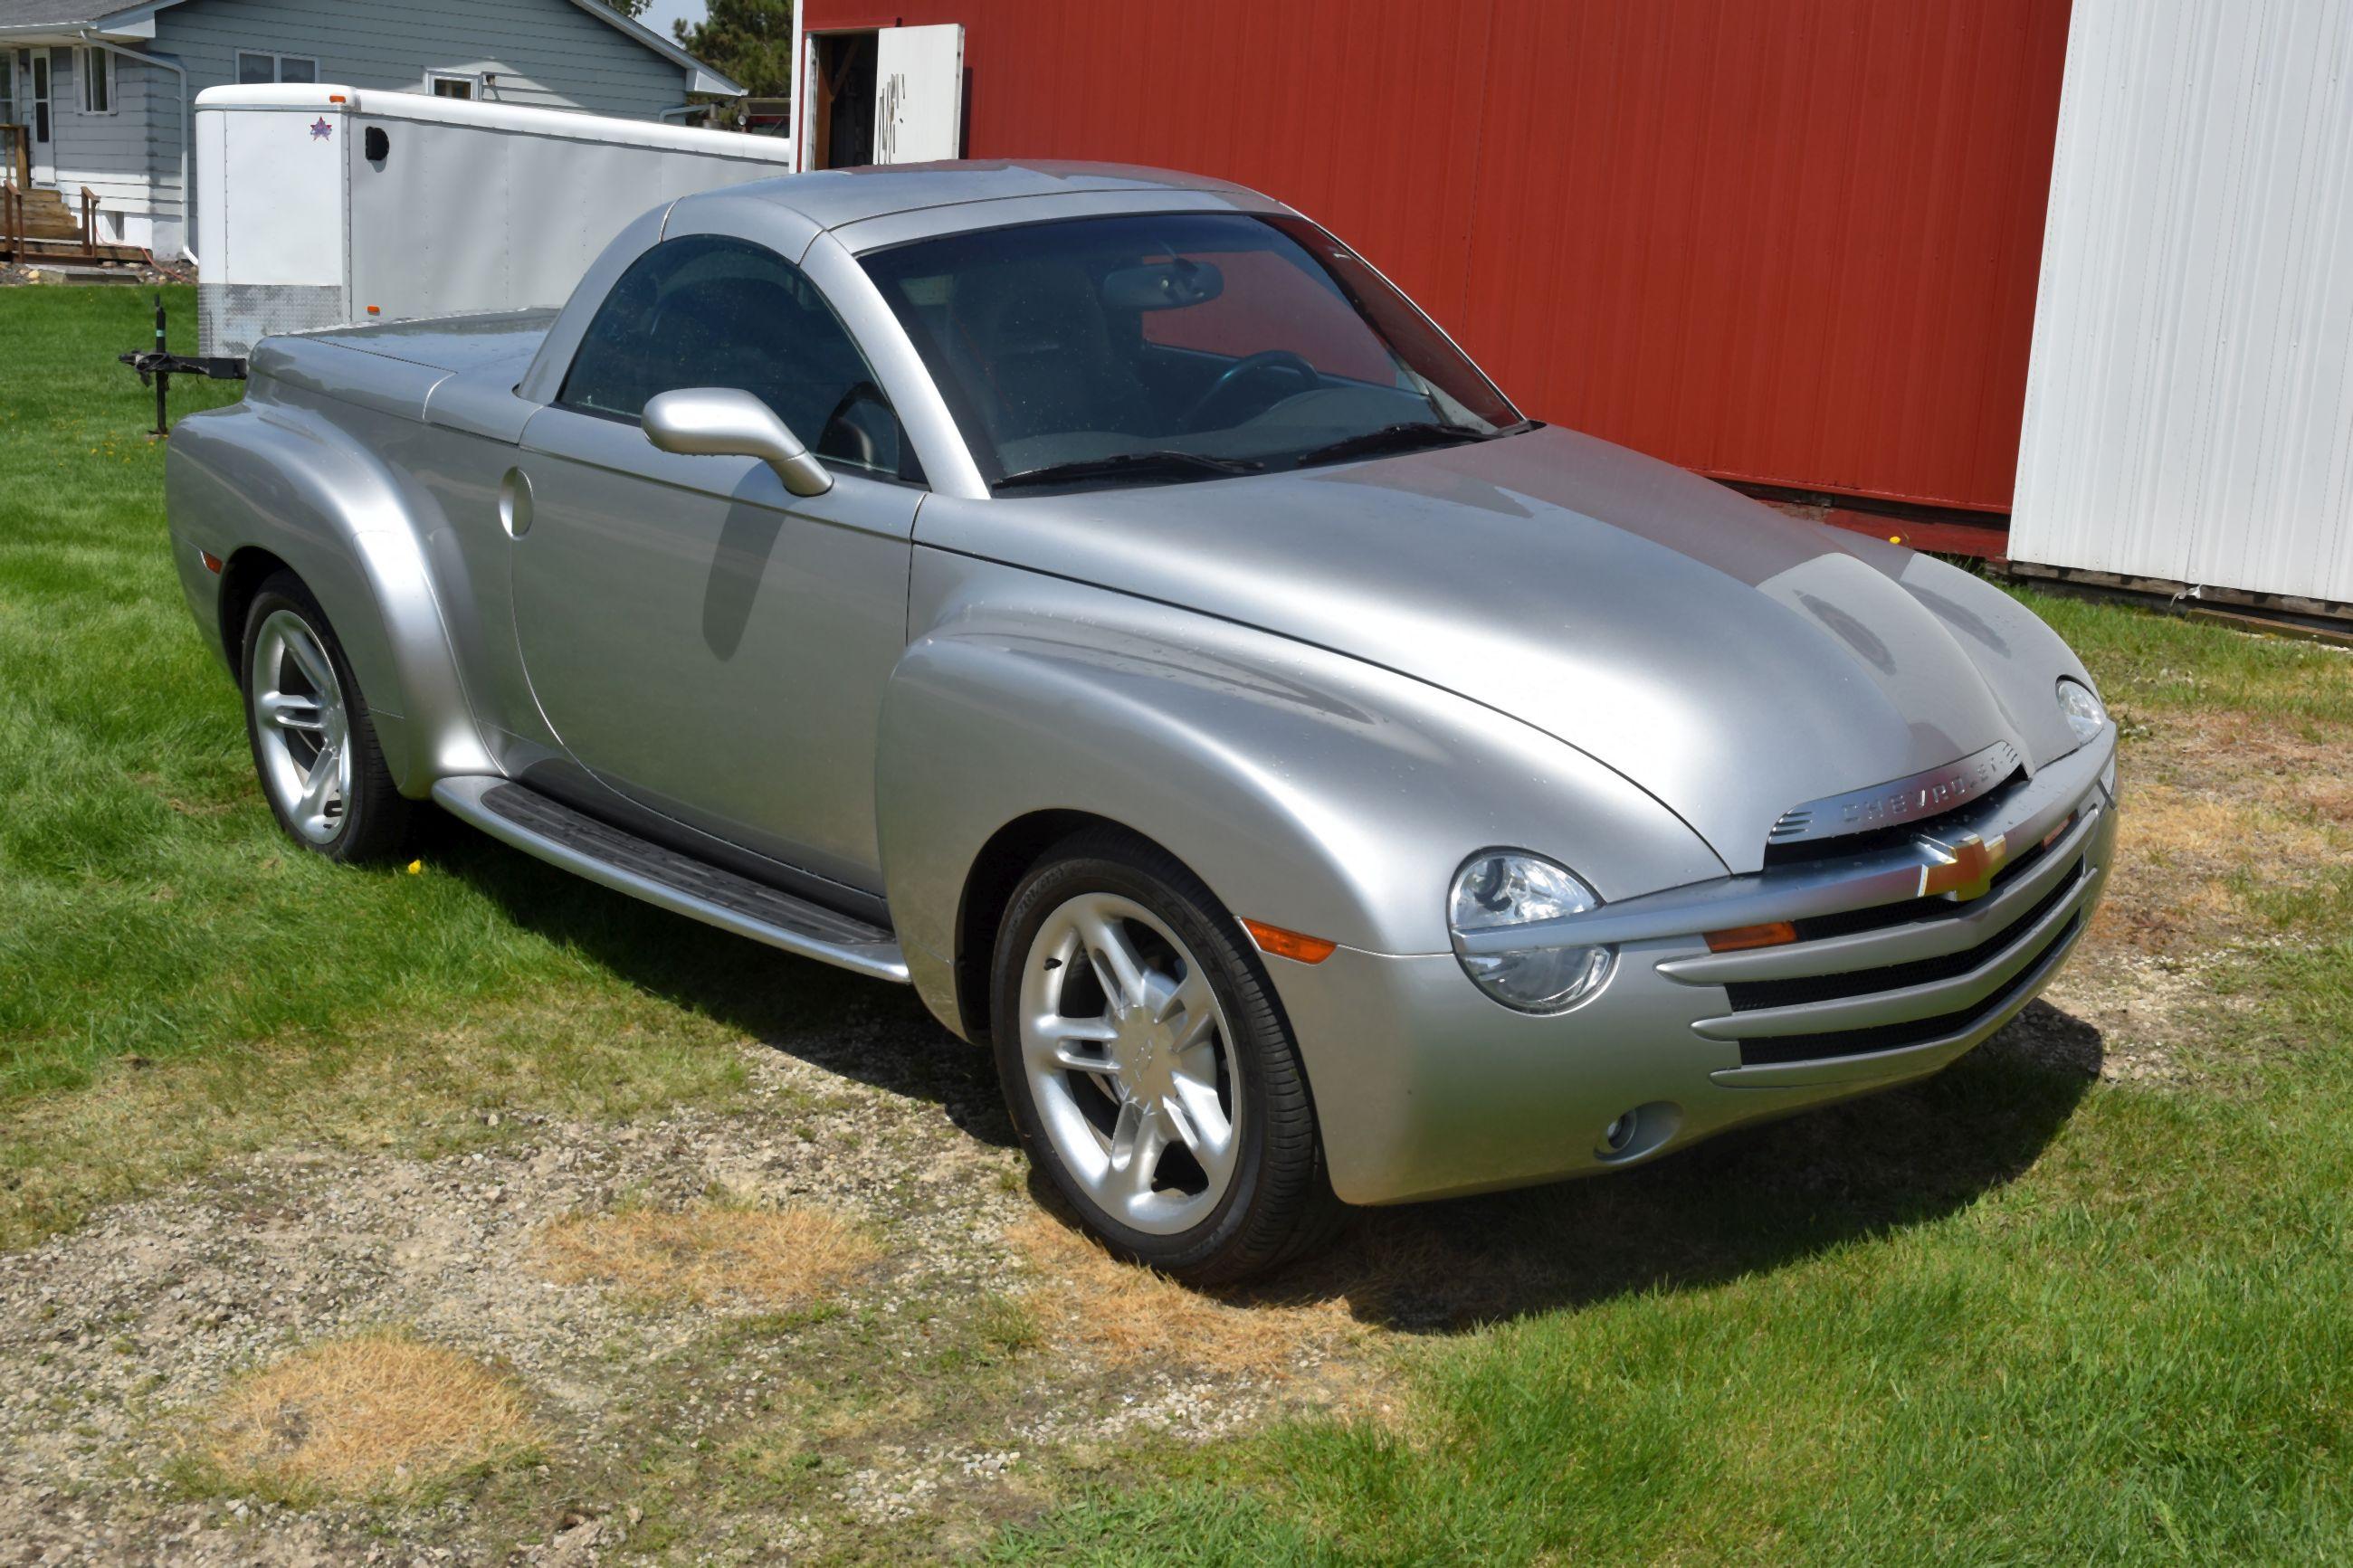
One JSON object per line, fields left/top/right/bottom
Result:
{"left": 165, "top": 389, "right": 492, "bottom": 794}
{"left": 878, "top": 551, "right": 1726, "bottom": 1034}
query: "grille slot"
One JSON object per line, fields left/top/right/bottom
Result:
{"left": 1727, "top": 857, "right": 2085, "bottom": 1012}
{"left": 1735, "top": 910, "right": 2084, "bottom": 1068}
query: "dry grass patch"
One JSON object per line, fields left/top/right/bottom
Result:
{"left": 199, "top": 1332, "right": 538, "bottom": 1498}
{"left": 0, "top": 996, "right": 750, "bottom": 1254}
{"left": 2034, "top": 703, "right": 2353, "bottom": 1080}
{"left": 532, "top": 1201, "right": 880, "bottom": 1308}
{"left": 2094, "top": 728, "right": 2353, "bottom": 959}
{"left": 1007, "top": 1215, "right": 1364, "bottom": 1382}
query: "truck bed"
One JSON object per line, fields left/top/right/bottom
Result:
{"left": 246, "top": 309, "right": 557, "bottom": 430}
{"left": 272, "top": 309, "right": 558, "bottom": 375}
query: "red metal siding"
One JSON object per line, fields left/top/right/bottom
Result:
{"left": 804, "top": 1, "right": 2071, "bottom": 512}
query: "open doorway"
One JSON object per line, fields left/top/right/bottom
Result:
{"left": 801, "top": 24, "right": 964, "bottom": 171}
{"left": 806, "top": 31, "right": 877, "bottom": 170}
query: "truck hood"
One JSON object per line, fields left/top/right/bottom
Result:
{"left": 914, "top": 426, "right": 2090, "bottom": 874}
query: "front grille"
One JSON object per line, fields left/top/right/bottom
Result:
{"left": 1727, "top": 856, "right": 2085, "bottom": 1012}
{"left": 1735, "top": 909, "right": 2083, "bottom": 1068}
{"left": 1788, "top": 809, "right": 2074, "bottom": 943}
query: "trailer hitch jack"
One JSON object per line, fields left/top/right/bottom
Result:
{"left": 119, "top": 293, "right": 247, "bottom": 437}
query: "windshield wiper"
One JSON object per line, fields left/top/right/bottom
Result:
{"left": 1289, "top": 421, "right": 1499, "bottom": 470}
{"left": 995, "top": 450, "right": 1267, "bottom": 490}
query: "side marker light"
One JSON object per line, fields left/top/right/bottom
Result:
{"left": 1241, "top": 919, "right": 1337, "bottom": 965}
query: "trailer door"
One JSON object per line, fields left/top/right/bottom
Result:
{"left": 871, "top": 24, "right": 962, "bottom": 163}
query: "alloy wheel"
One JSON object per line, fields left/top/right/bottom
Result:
{"left": 1017, "top": 891, "right": 1243, "bottom": 1235}
{"left": 248, "top": 608, "right": 352, "bottom": 845}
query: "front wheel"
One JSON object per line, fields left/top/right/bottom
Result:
{"left": 991, "top": 830, "right": 1340, "bottom": 1284}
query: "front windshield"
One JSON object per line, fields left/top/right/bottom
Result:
{"left": 859, "top": 211, "right": 1528, "bottom": 490}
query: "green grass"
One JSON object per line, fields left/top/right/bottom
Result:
{"left": 0, "top": 285, "right": 901, "bottom": 1247}
{"left": 5, "top": 287, "right": 2351, "bottom": 1562}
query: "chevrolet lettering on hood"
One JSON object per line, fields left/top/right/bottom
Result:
{"left": 1770, "top": 740, "right": 2025, "bottom": 848}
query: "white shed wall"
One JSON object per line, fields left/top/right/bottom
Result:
{"left": 2011, "top": 0, "right": 2353, "bottom": 607}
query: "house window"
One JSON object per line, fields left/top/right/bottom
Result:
{"left": 237, "top": 51, "right": 319, "bottom": 85}
{"left": 79, "top": 48, "right": 112, "bottom": 114}
{"left": 426, "top": 72, "right": 477, "bottom": 100}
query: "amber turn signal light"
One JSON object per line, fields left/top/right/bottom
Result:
{"left": 199, "top": 550, "right": 224, "bottom": 574}
{"left": 1704, "top": 920, "right": 1796, "bottom": 953}
{"left": 1241, "top": 918, "right": 1337, "bottom": 965}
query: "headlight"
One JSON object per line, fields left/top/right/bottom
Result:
{"left": 2056, "top": 678, "right": 2107, "bottom": 746}
{"left": 1448, "top": 851, "right": 1615, "bottom": 1013}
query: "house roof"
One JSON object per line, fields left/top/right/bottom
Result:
{"left": 0, "top": 0, "right": 117, "bottom": 24}
{"left": 0, "top": 0, "right": 745, "bottom": 96}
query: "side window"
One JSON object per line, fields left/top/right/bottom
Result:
{"left": 558, "top": 234, "right": 918, "bottom": 482}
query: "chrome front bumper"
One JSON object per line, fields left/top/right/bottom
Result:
{"left": 1278, "top": 728, "right": 2119, "bottom": 1206}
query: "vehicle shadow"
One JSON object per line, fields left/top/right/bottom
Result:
{"left": 1237, "top": 1001, "right": 2106, "bottom": 1333}
{"left": 433, "top": 820, "right": 2102, "bottom": 1328}
{"left": 424, "top": 821, "right": 1016, "bottom": 1149}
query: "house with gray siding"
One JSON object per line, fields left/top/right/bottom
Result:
{"left": 0, "top": 0, "right": 741, "bottom": 259}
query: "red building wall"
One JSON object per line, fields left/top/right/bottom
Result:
{"left": 803, "top": 1, "right": 2072, "bottom": 513}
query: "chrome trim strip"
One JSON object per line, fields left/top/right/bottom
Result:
{"left": 433, "top": 776, "right": 912, "bottom": 984}
{"left": 1657, "top": 800, "right": 2101, "bottom": 985}
{"left": 1768, "top": 737, "right": 2023, "bottom": 846}
{"left": 1454, "top": 727, "right": 2115, "bottom": 955}
{"left": 1691, "top": 859, "right": 2105, "bottom": 1041}
{"left": 1706, "top": 906, "right": 2091, "bottom": 1088}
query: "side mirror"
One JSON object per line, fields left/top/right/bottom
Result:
{"left": 643, "top": 386, "right": 833, "bottom": 499}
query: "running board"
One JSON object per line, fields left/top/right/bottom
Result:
{"left": 432, "top": 776, "right": 910, "bottom": 983}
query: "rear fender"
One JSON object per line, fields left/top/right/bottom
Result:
{"left": 165, "top": 394, "right": 492, "bottom": 794}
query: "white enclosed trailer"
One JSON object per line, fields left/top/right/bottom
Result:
{"left": 2010, "top": 0, "right": 2353, "bottom": 619}
{"left": 193, "top": 85, "right": 797, "bottom": 359}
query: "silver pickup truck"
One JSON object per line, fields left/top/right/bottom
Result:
{"left": 165, "top": 162, "right": 2118, "bottom": 1282}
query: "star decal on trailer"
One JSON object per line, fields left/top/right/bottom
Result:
{"left": 310, "top": 118, "right": 333, "bottom": 140}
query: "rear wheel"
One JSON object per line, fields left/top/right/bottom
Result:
{"left": 991, "top": 830, "right": 1340, "bottom": 1284}
{"left": 239, "top": 572, "right": 416, "bottom": 864}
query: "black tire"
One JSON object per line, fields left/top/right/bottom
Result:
{"left": 990, "top": 828, "right": 1343, "bottom": 1285}
{"left": 238, "top": 571, "right": 418, "bottom": 865}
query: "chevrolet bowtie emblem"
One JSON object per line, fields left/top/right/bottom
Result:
{"left": 1916, "top": 830, "right": 2007, "bottom": 901}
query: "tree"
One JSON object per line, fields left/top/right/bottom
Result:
{"left": 674, "top": 0, "right": 794, "bottom": 98}
{"left": 599, "top": 0, "right": 652, "bottom": 18}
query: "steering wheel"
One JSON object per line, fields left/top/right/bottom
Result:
{"left": 817, "top": 380, "right": 890, "bottom": 470}
{"left": 1185, "top": 349, "right": 1320, "bottom": 429}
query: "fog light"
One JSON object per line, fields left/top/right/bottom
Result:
{"left": 1596, "top": 1101, "right": 1683, "bottom": 1162}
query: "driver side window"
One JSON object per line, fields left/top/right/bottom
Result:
{"left": 559, "top": 234, "right": 919, "bottom": 483}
